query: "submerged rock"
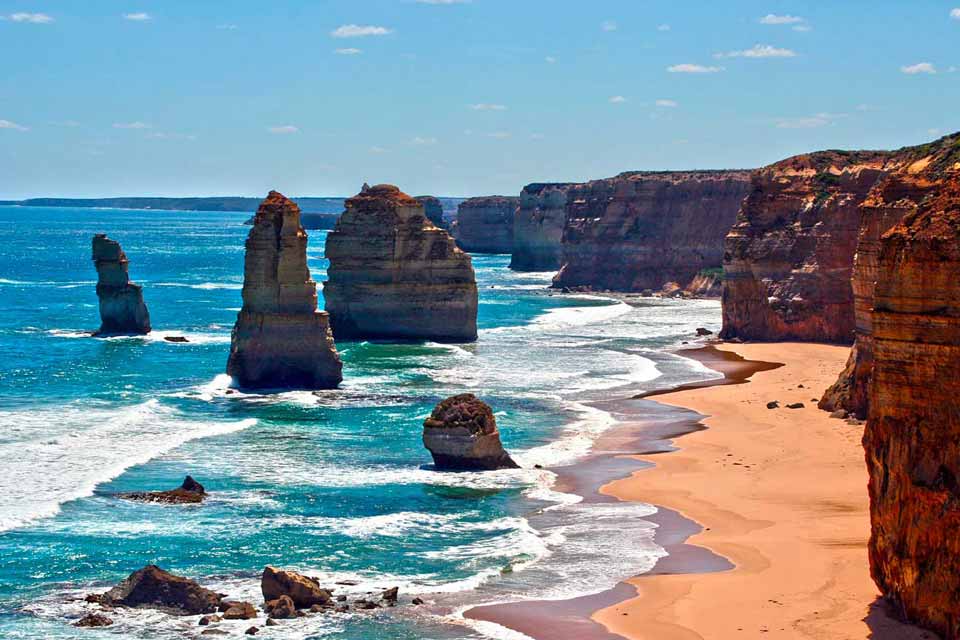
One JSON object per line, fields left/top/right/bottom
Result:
{"left": 423, "top": 394, "right": 519, "bottom": 471}
{"left": 118, "top": 475, "right": 206, "bottom": 504}
{"left": 261, "top": 566, "right": 331, "bottom": 609}
{"left": 92, "top": 234, "right": 151, "bottom": 336}
{"left": 324, "top": 184, "right": 478, "bottom": 342}
{"left": 99, "top": 565, "right": 221, "bottom": 615}
{"left": 74, "top": 613, "right": 113, "bottom": 628}
{"left": 226, "top": 191, "right": 343, "bottom": 389}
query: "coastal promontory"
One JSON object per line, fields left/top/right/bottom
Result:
{"left": 323, "top": 184, "right": 478, "bottom": 342}
{"left": 226, "top": 191, "right": 342, "bottom": 389}
{"left": 453, "top": 196, "right": 518, "bottom": 254}
{"left": 92, "top": 234, "right": 151, "bottom": 336}
{"left": 510, "top": 183, "right": 574, "bottom": 271}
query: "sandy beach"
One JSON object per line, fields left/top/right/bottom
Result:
{"left": 594, "top": 342, "right": 932, "bottom": 640}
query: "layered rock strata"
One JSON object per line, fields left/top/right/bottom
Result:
{"left": 453, "top": 196, "right": 518, "bottom": 254}
{"left": 423, "top": 394, "right": 519, "bottom": 470}
{"left": 226, "top": 191, "right": 342, "bottom": 389}
{"left": 92, "top": 234, "right": 151, "bottom": 336}
{"left": 553, "top": 171, "right": 751, "bottom": 292}
{"left": 510, "top": 183, "right": 574, "bottom": 271}
{"left": 865, "top": 162, "right": 960, "bottom": 638}
{"left": 324, "top": 184, "right": 478, "bottom": 342}
{"left": 415, "top": 195, "right": 446, "bottom": 229}
{"left": 721, "top": 151, "right": 895, "bottom": 342}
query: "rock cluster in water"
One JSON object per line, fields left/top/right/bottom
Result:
{"left": 97, "top": 565, "right": 221, "bottom": 615}
{"left": 324, "top": 184, "right": 478, "bottom": 342}
{"left": 552, "top": 170, "right": 751, "bottom": 292}
{"left": 422, "top": 394, "right": 519, "bottom": 470}
{"left": 118, "top": 475, "right": 206, "bottom": 504}
{"left": 453, "top": 196, "right": 518, "bottom": 254}
{"left": 510, "top": 183, "right": 574, "bottom": 271}
{"left": 226, "top": 191, "right": 342, "bottom": 389}
{"left": 92, "top": 234, "right": 151, "bottom": 336}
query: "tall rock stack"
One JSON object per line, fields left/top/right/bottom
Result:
{"left": 226, "top": 191, "right": 342, "bottom": 389}
{"left": 552, "top": 171, "right": 751, "bottom": 292}
{"left": 510, "top": 183, "right": 574, "bottom": 271}
{"left": 865, "top": 169, "right": 960, "bottom": 639}
{"left": 453, "top": 196, "right": 518, "bottom": 254}
{"left": 415, "top": 195, "right": 447, "bottom": 229}
{"left": 324, "top": 184, "right": 478, "bottom": 342}
{"left": 720, "top": 151, "right": 893, "bottom": 342}
{"left": 92, "top": 234, "right": 151, "bottom": 336}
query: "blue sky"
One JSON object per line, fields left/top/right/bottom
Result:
{"left": 1, "top": 1, "right": 957, "bottom": 198}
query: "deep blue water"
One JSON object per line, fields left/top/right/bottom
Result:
{"left": 0, "top": 206, "right": 722, "bottom": 639}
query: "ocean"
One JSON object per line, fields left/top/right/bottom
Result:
{"left": 0, "top": 206, "right": 722, "bottom": 639}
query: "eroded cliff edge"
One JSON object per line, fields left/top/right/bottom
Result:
{"left": 510, "top": 183, "right": 574, "bottom": 271}
{"left": 324, "top": 184, "right": 478, "bottom": 342}
{"left": 453, "top": 196, "right": 518, "bottom": 254}
{"left": 552, "top": 170, "right": 751, "bottom": 292}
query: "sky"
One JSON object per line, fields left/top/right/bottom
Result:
{"left": 0, "top": 1, "right": 958, "bottom": 199}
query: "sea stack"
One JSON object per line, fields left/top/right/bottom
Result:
{"left": 865, "top": 176, "right": 960, "bottom": 639}
{"left": 510, "top": 183, "right": 574, "bottom": 271}
{"left": 415, "top": 195, "right": 446, "bottom": 229}
{"left": 453, "top": 196, "right": 518, "bottom": 254}
{"left": 226, "top": 191, "right": 342, "bottom": 389}
{"left": 92, "top": 234, "right": 151, "bottom": 336}
{"left": 423, "top": 394, "right": 519, "bottom": 471}
{"left": 324, "top": 184, "right": 478, "bottom": 342}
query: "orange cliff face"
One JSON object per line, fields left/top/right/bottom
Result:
{"left": 721, "top": 151, "right": 892, "bottom": 342}
{"left": 865, "top": 169, "right": 960, "bottom": 639}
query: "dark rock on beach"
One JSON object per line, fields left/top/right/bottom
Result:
{"left": 118, "top": 475, "right": 206, "bottom": 504}
{"left": 423, "top": 394, "right": 519, "bottom": 471}
{"left": 99, "top": 565, "right": 221, "bottom": 615}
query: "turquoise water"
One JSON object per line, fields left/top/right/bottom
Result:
{"left": 0, "top": 206, "right": 722, "bottom": 639}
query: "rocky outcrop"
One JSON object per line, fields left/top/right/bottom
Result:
{"left": 92, "top": 234, "right": 151, "bottom": 336}
{"left": 100, "top": 565, "right": 221, "bottom": 615}
{"left": 226, "top": 191, "right": 342, "bottom": 389}
{"left": 261, "top": 567, "right": 331, "bottom": 609}
{"left": 864, "top": 152, "right": 960, "bottom": 638}
{"left": 552, "top": 171, "right": 751, "bottom": 292}
{"left": 453, "top": 196, "right": 518, "bottom": 254}
{"left": 423, "top": 394, "right": 519, "bottom": 470}
{"left": 510, "top": 183, "right": 575, "bottom": 271}
{"left": 821, "top": 135, "right": 958, "bottom": 417}
{"left": 324, "top": 184, "right": 478, "bottom": 342}
{"left": 416, "top": 195, "right": 446, "bottom": 229}
{"left": 118, "top": 475, "right": 206, "bottom": 504}
{"left": 721, "top": 151, "right": 895, "bottom": 342}
{"left": 75, "top": 613, "right": 113, "bottom": 627}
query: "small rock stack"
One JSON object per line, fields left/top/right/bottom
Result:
{"left": 92, "top": 234, "right": 151, "bottom": 336}
{"left": 423, "top": 394, "right": 519, "bottom": 470}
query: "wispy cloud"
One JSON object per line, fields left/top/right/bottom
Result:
{"left": 667, "top": 63, "right": 724, "bottom": 73}
{"left": 148, "top": 132, "right": 197, "bottom": 141}
{"left": 335, "top": 48, "right": 362, "bottom": 55}
{"left": 123, "top": 12, "right": 152, "bottom": 21}
{"left": 775, "top": 112, "right": 846, "bottom": 129}
{"left": 5, "top": 12, "right": 53, "bottom": 23}
{"left": 216, "top": 24, "right": 238, "bottom": 30}
{"left": 416, "top": 0, "right": 471, "bottom": 4}
{"left": 411, "top": 136, "right": 438, "bottom": 145}
{"left": 759, "top": 14, "right": 804, "bottom": 25}
{"left": 331, "top": 24, "right": 391, "bottom": 38}
{"left": 792, "top": 24, "right": 812, "bottom": 32}
{"left": 267, "top": 125, "right": 299, "bottom": 134}
{"left": 715, "top": 44, "right": 796, "bottom": 59}
{"left": 901, "top": 62, "right": 936, "bottom": 75}
{"left": 470, "top": 103, "right": 507, "bottom": 111}
{"left": 609, "top": 95, "right": 627, "bottom": 104}
{"left": 113, "top": 121, "right": 151, "bottom": 129}
{"left": 0, "top": 119, "right": 29, "bottom": 131}
{"left": 655, "top": 99, "right": 678, "bottom": 107}
{"left": 601, "top": 20, "right": 617, "bottom": 32}
{"left": 487, "top": 131, "right": 511, "bottom": 139}
{"left": 657, "top": 24, "right": 671, "bottom": 31}
{"left": 545, "top": 56, "right": 557, "bottom": 63}
{"left": 370, "top": 146, "right": 389, "bottom": 153}
{"left": 951, "top": 8, "right": 960, "bottom": 19}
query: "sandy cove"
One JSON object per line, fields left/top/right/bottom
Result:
{"left": 593, "top": 342, "right": 932, "bottom": 640}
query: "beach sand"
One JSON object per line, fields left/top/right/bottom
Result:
{"left": 593, "top": 342, "right": 933, "bottom": 640}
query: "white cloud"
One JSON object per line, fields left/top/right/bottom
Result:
{"left": 545, "top": 56, "right": 557, "bottom": 63}
{"left": 370, "top": 146, "right": 389, "bottom": 153}
{"left": 267, "top": 125, "right": 299, "bottom": 134}
{"left": 335, "top": 48, "right": 362, "bottom": 55}
{"left": 0, "top": 119, "right": 29, "bottom": 131}
{"left": 7, "top": 12, "right": 53, "bottom": 23}
{"left": 657, "top": 24, "right": 671, "bottom": 31}
{"left": 148, "top": 132, "right": 197, "bottom": 141}
{"left": 716, "top": 44, "right": 797, "bottom": 59}
{"left": 487, "top": 131, "right": 511, "bottom": 139}
{"left": 216, "top": 24, "right": 238, "bottom": 30}
{"left": 331, "top": 24, "right": 391, "bottom": 38}
{"left": 609, "top": 95, "right": 627, "bottom": 104}
{"left": 901, "top": 62, "right": 936, "bottom": 75}
{"left": 411, "top": 136, "right": 438, "bottom": 145}
{"left": 775, "top": 116, "right": 830, "bottom": 129}
{"left": 792, "top": 24, "right": 812, "bottom": 32}
{"left": 123, "top": 13, "right": 152, "bottom": 21}
{"left": 656, "top": 99, "right": 678, "bottom": 107}
{"left": 601, "top": 20, "right": 617, "bottom": 32}
{"left": 667, "top": 63, "right": 724, "bottom": 73}
{"left": 951, "top": 8, "right": 960, "bottom": 19}
{"left": 416, "top": 0, "right": 471, "bottom": 4}
{"left": 113, "top": 121, "right": 151, "bottom": 129}
{"left": 469, "top": 103, "right": 507, "bottom": 111}
{"left": 759, "top": 14, "right": 804, "bottom": 25}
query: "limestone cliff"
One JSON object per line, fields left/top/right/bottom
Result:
{"left": 865, "top": 159, "right": 960, "bottom": 638}
{"left": 415, "top": 196, "right": 446, "bottom": 229}
{"left": 452, "top": 196, "right": 518, "bottom": 254}
{"left": 92, "top": 234, "right": 151, "bottom": 336}
{"left": 553, "top": 171, "right": 751, "bottom": 292}
{"left": 510, "top": 183, "right": 574, "bottom": 271}
{"left": 721, "top": 150, "right": 894, "bottom": 342}
{"left": 323, "top": 184, "right": 478, "bottom": 342}
{"left": 226, "top": 191, "right": 342, "bottom": 389}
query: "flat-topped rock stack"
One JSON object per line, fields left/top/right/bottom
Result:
{"left": 92, "top": 234, "right": 151, "bottom": 336}
{"left": 423, "top": 394, "right": 519, "bottom": 470}
{"left": 324, "top": 184, "right": 478, "bottom": 342}
{"left": 510, "top": 183, "right": 575, "bottom": 271}
{"left": 226, "top": 191, "right": 342, "bottom": 389}
{"left": 453, "top": 196, "right": 518, "bottom": 254}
